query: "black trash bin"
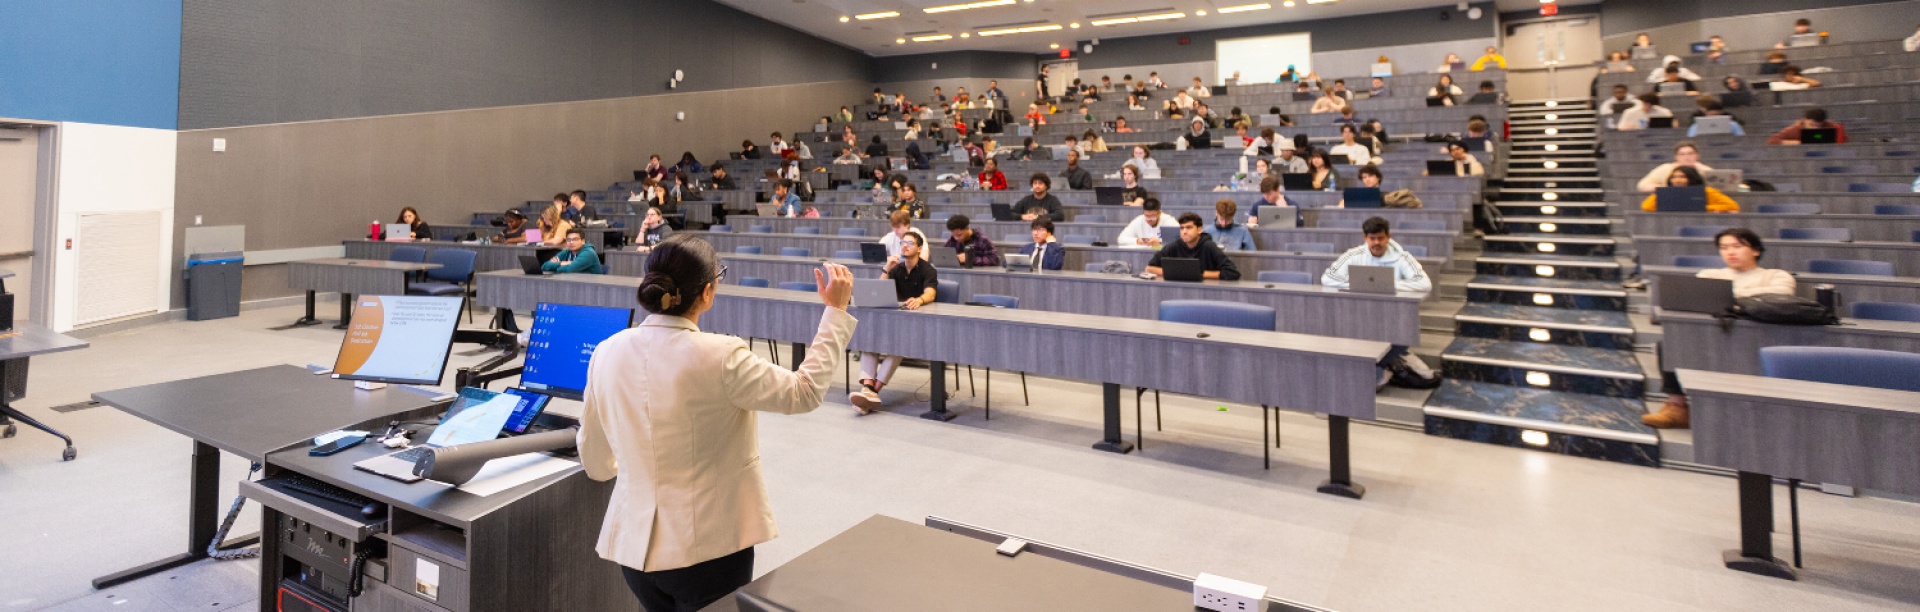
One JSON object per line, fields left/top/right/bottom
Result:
{"left": 184, "top": 252, "right": 244, "bottom": 321}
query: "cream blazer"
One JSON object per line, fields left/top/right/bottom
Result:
{"left": 578, "top": 307, "right": 856, "bottom": 571}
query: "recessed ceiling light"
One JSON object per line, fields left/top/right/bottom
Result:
{"left": 1306, "top": 0, "right": 1339, "bottom": 4}
{"left": 913, "top": 34, "right": 955, "bottom": 42}
{"left": 839, "top": 16, "right": 850, "bottom": 22}
{"left": 855, "top": 11, "right": 899, "bottom": 20}
{"left": 1218, "top": 3, "right": 1273, "bottom": 13}
{"left": 1196, "top": 10, "right": 1207, "bottom": 16}
{"left": 1090, "top": 11, "right": 1186, "bottom": 26}
{"left": 1049, "top": 43, "right": 1060, "bottom": 48}
{"left": 1069, "top": 22, "right": 1080, "bottom": 28}
{"left": 959, "top": 32, "right": 970, "bottom": 37}
{"left": 925, "top": 0, "right": 1015, "bottom": 14}
{"left": 896, "top": 38, "right": 906, "bottom": 44}
{"left": 977, "top": 23, "right": 1063, "bottom": 36}
{"left": 1282, "top": 0, "right": 1296, "bottom": 6}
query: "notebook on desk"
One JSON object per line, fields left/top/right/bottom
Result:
{"left": 353, "top": 387, "right": 550, "bottom": 483}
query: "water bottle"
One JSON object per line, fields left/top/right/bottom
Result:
{"left": 370, "top": 221, "right": 382, "bottom": 241}
{"left": 1815, "top": 284, "right": 1840, "bottom": 313}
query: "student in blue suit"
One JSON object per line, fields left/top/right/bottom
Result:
{"left": 1019, "top": 217, "right": 1066, "bottom": 271}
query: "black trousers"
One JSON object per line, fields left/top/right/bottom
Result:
{"left": 1656, "top": 341, "right": 1683, "bottom": 395}
{"left": 621, "top": 547, "right": 754, "bottom": 612}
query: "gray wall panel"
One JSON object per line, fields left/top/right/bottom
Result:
{"left": 1074, "top": 3, "right": 1499, "bottom": 71}
{"left": 179, "top": 0, "right": 873, "bottom": 129}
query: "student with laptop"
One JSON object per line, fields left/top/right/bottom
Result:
{"left": 538, "top": 199, "right": 573, "bottom": 246}
{"left": 769, "top": 179, "right": 802, "bottom": 217}
{"left": 1597, "top": 84, "right": 1634, "bottom": 128}
{"left": 1204, "top": 200, "right": 1255, "bottom": 252}
{"left": 1338, "top": 166, "right": 1387, "bottom": 208}
{"left": 1145, "top": 213, "right": 1240, "bottom": 281}
{"left": 1469, "top": 45, "right": 1506, "bottom": 71}
{"left": 1774, "top": 18, "right": 1818, "bottom": 49}
{"left": 542, "top": 229, "right": 605, "bottom": 274}
{"left": 567, "top": 190, "right": 603, "bottom": 226}
{"left": 1646, "top": 228, "right": 1796, "bottom": 429}
{"left": 495, "top": 209, "right": 530, "bottom": 244}
{"left": 878, "top": 210, "right": 928, "bottom": 265}
{"left": 1322, "top": 217, "right": 1435, "bottom": 387}
{"left": 1121, "top": 145, "right": 1159, "bottom": 176}
{"left": 1118, "top": 198, "right": 1180, "bottom": 248}
{"left": 1329, "top": 125, "right": 1372, "bottom": 165}
{"left": 1427, "top": 142, "right": 1487, "bottom": 177}
{"left": 1642, "top": 166, "right": 1739, "bottom": 213}
{"left": 1614, "top": 93, "right": 1671, "bottom": 131}
{"left": 577, "top": 235, "right": 856, "bottom": 611}
{"left": 943, "top": 215, "right": 1000, "bottom": 268}
{"left": 1013, "top": 173, "right": 1064, "bottom": 221}
{"left": 1635, "top": 141, "right": 1714, "bottom": 192}
{"left": 1119, "top": 165, "right": 1149, "bottom": 207}
{"left": 1060, "top": 149, "right": 1093, "bottom": 190}
{"left": 1686, "top": 101, "right": 1744, "bottom": 137}
{"left": 709, "top": 165, "right": 737, "bottom": 191}
{"left": 850, "top": 232, "right": 937, "bottom": 414}
{"left": 1654, "top": 66, "right": 1699, "bottom": 94}
{"left": 1247, "top": 176, "right": 1290, "bottom": 228}
{"left": 1427, "top": 74, "right": 1464, "bottom": 106}
{"left": 395, "top": 207, "right": 432, "bottom": 241}
{"left": 1767, "top": 108, "right": 1847, "bottom": 145}
{"left": 1020, "top": 217, "right": 1066, "bottom": 271}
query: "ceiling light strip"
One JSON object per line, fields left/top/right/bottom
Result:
{"left": 1217, "top": 3, "right": 1273, "bottom": 13}
{"left": 912, "top": 34, "right": 955, "bottom": 42}
{"left": 925, "top": 0, "right": 1016, "bottom": 14}
{"left": 1089, "top": 12, "right": 1186, "bottom": 26}
{"left": 855, "top": 11, "right": 900, "bottom": 20}
{"left": 977, "top": 23, "right": 1063, "bottom": 36}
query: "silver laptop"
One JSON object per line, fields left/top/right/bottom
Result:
{"left": 1630, "top": 47, "right": 1659, "bottom": 59}
{"left": 353, "top": 387, "right": 549, "bottom": 483}
{"left": 384, "top": 225, "right": 414, "bottom": 241}
{"left": 755, "top": 202, "right": 781, "bottom": 217}
{"left": 1344, "top": 264, "right": 1396, "bottom": 294}
{"left": 1141, "top": 167, "right": 1163, "bottom": 179}
{"left": 1703, "top": 168, "right": 1743, "bottom": 191}
{"left": 1257, "top": 206, "right": 1296, "bottom": 228}
{"left": 1787, "top": 33, "right": 1822, "bottom": 47}
{"left": 1003, "top": 253, "right": 1032, "bottom": 270}
{"left": 1657, "top": 82, "right": 1688, "bottom": 95}
{"left": 1692, "top": 115, "right": 1734, "bottom": 135}
{"left": 928, "top": 247, "right": 963, "bottom": 268}
{"left": 1657, "top": 274, "right": 1736, "bottom": 314}
{"left": 851, "top": 278, "right": 898, "bottom": 308}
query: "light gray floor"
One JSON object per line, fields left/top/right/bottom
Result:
{"left": 5, "top": 303, "right": 1920, "bottom": 611}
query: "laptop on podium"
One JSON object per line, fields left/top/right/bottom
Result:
{"left": 353, "top": 387, "right": 550, "bottom": 482}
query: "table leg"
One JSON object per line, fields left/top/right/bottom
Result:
{"left": 333, "top": 293, "right": 353, "bottom": 330}
{"left": 1316, "top": 416, "right": 1365, "bottom": 499}
{"left": 93, "top": 441, "right": 221, "bottom": 589}
{"left": 919, "top": 360, "right": 956, "bottom": 421}
{"left": 1723, "top": 471, "right": 1795, "bottom": 580}
{"left": 790, "top": 343, "right": 806, "bottom": 372}
{"left": 291, "top": 291, "right": 321, "bottom": 326}
{"left": 1093, "top": 383, "right": 1134, "bottom": 454}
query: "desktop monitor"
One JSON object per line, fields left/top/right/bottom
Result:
{"left": 331, "top": 295, "right": 465, "bottom": 385}
{"left": 520, "top": 302, "right": 635, "bottom": 401}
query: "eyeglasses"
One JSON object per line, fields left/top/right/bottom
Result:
{"left": 714, "top": 264, "right": 728, "bottom": 284}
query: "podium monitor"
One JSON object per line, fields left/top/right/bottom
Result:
{"left": 521, "top": 303, "right": 634, "bottom": 401}
{"left": 330, "top": 295, "right": 464, "bottom": 385}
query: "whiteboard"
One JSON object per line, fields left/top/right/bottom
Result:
{"left": 1216, "top": 33, "right": 1313, "bottom": 85}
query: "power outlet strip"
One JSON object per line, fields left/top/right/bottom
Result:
{"left": 1194, "top": 573, "right": 1267, "bottom": 612}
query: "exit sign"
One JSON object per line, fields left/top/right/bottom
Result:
{"left": 1540, "top": 2, "right": 1558, "bottom": 15}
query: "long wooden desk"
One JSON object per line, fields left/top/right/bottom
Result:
{"left": 1634, "top": 236, "right": 1920, "bottom": 277}
{"left": 606, "top": 252, "right": 1425, "bottom": 345}
{"left": 1658, "top": 310, "right": 1920, "bottom": 375}
{"left": 476, "top": 270, "right": 1391, "bottom": 496}
{"left": 683, "top": 231, "right": 1449, "bottom": 278}
{"left": 343, "top": 240, "right": 549, "bottom": 273}
{"left": 1643, "top": 265, "right": 1920, "bottom": 307}
{"left": 287, "top": 258, "right": 443, "bottom": 329}
{"left": 1679, "top": 369, "right": 1920, "bottom": 581}
{"left": 1627, "top": 212, "right": 1920, "bottom": 243}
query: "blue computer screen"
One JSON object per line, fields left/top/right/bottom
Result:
{"left": 521, "top": 303, "right": 633, "bottom": 400}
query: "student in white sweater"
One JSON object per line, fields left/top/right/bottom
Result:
{"left": 1614, "top": 93, "right": 1672, "bottom": 131}
{"left": 1647, "top": 228, "right": 1797, "bottom": 429}
{"left": 1635, "top": 141, "right": 1715, "bottom": 192}
{"left": 1117, "top": 198, "right": 1181, "bottom": 247}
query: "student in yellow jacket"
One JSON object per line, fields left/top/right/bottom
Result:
{"left": 1641, "top": 166, "right": 1739, "bottom": 213}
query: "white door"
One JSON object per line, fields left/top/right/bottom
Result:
{"left": 1042, "top": 60, "right": 1077, "bottom": 102}
{"left": 0, "top": 126, "right": 38, "bottom": 322}
{"left": 1506, "top": 17, "right": 1604, "bottom": 101}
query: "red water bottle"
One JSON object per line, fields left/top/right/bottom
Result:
{"left": 370, "top": 220, "right": 382, "bottom": 241}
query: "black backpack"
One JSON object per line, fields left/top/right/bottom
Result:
{"left": 1722, "top": 293, "right": 1838, "bottom": 326}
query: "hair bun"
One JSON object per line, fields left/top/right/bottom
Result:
{"left": 639, "top": 272, "right": 680, "bottom": 311}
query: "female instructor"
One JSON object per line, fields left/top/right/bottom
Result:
{"left": 577, "top": 234, "right": 856, "bottom": 611}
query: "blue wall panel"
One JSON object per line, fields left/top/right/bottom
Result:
{"left": 0, "top": 0, "right": 182, "bottom": 129}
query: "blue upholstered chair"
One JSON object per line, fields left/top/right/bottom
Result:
{"left": 1005, "top": 234, "right": 1029, "bottom": 245}
{"left": 777, "top": 281, "right": 817, "bottom": 292}
{"left": 709, "top": 224, "right": 732, "bottom": 233}
{"left": 1672, "top": 255, "right": 1721, "bottom": 268}
{"left": 1060, "top": 234, "right": 1097, "bottom": 245}
{"left": 794, "top": 226, "right": 822, "bottom": 235}
{"left": 1754, "top": 204, "right": 1821, "bottom": 214}
{"left": 1399, "top": 220, "right": 1447, "bottom": 231}
{"left": 1850, "top": 302, "right": 1920, "bottom": 323}
{"left": 1152, "top": 300, "right": 1283, "bottom": 465}
{"left": 1084, "top": 263, "right": 1106, "bottom": 272}
{"left": 406, "top": 248, "right": 478, "bottom": 322}
{"left": 1677, "top": 225, "right": 1728, "bottom": 238}
{"left": 738, "top": 277, "right": 771, "bottom": 288}
{"left": 748, "top": 225, "right": 774, "bottom": 233}
{"left": 780, "top": 247, "right": 811, "bottom": 258}
{"left": 1807, "top": 259, "right": 1893, "bottom": 276}
{"left": 1318, "top": 220, "right": 1362, "bottom": 230}
{"left": 734, "top": 245, "right": 763, "bottom": 255}
{"left": 389, "top": 246, "right": 427, "bottom": 263}
{"left": 1401, "top": 244, "right": 1429, "bottom": 258}
{"left": 1818, "top": 165, "right": 1874, "bottom": 174}
{"left": 832, "top": 250, "right": 862, "bottom": 260}
{"left": 1776, "top": 228, "right": 1852, "bottom": 242}
{"left": 1283, "top": 242, "right": 1335, "bottom": 253}
{"left": 1761, "top": 347, "right": 1920, "bottom": 393}
{"left": 1872, "top": 204, "right": 1920, "bottom": 216}
{"left": 1847, "top": 183, "right": 1911, "bottom": 193}
{"left": 838, "top": 227, "right": 869, "bottom": 236}
{"left": 1256, "top": 270, "right": 1315, "bottom": 284}
{"left": 934, "top": 279, "right": 959, "bottom": 304}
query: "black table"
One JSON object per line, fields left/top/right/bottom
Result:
{"left": 90, "top": 365, "right": 442, "bottom": 588}
{"left": 700, "top": 515, "right": 1332, "bottom": 611}
{"left": 0, "top": 324, "right": 89, "bottom": 461}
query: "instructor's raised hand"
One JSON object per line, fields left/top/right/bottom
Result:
{"left": 816, "top": 263, "right": 854, "bottom": 310}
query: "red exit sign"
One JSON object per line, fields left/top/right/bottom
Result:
{"left": 1178, "top": 36, "right": 1191, "bottom": 45}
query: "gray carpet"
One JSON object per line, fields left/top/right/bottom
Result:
{"left": 5, "top": 304, "right": 1920, "bottom": 611}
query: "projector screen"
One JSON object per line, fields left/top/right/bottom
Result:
{"left": 1216, "top": 33, "right": 1313, "bottom": 85}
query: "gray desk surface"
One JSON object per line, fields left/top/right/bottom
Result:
{"left": 1642, "top": 265, "right": 1920, "bottom": 307}
{"left": 1682, "top": 369, "right": 1920, "bottom": 498}
{"left": 477, "top": 270, "right": 1388, "bottom": 418}
{"left": 289, "top": 257, "right": 444, "bottom": 272}
{"left": 1659, "top": 310, "right": 1920, "bottom": 375}
{"left": 0, "top": 324, "right": 89, "bottom": 361}
{"left": 615, "top": 252, "right": 1424, "bottom": 345}
{"left": 700, "top": 515, "right": 1282, "bottom": 612}
{"left": 344, "top": 240, "right": 551, "bottom": 272}
{"left": 92, "top": 365, "right": 442, "bottom": 462}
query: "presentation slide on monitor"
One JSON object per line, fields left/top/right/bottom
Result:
{"left": 333, "top": 295, "right": 464, "bottom": 383}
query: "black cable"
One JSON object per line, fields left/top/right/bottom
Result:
{"left": 207, "top": 462, "right": 264, "bottom": 560}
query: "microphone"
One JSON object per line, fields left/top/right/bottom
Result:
{"left": 412, "top": 428, "right": 578, "bottom": 485}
